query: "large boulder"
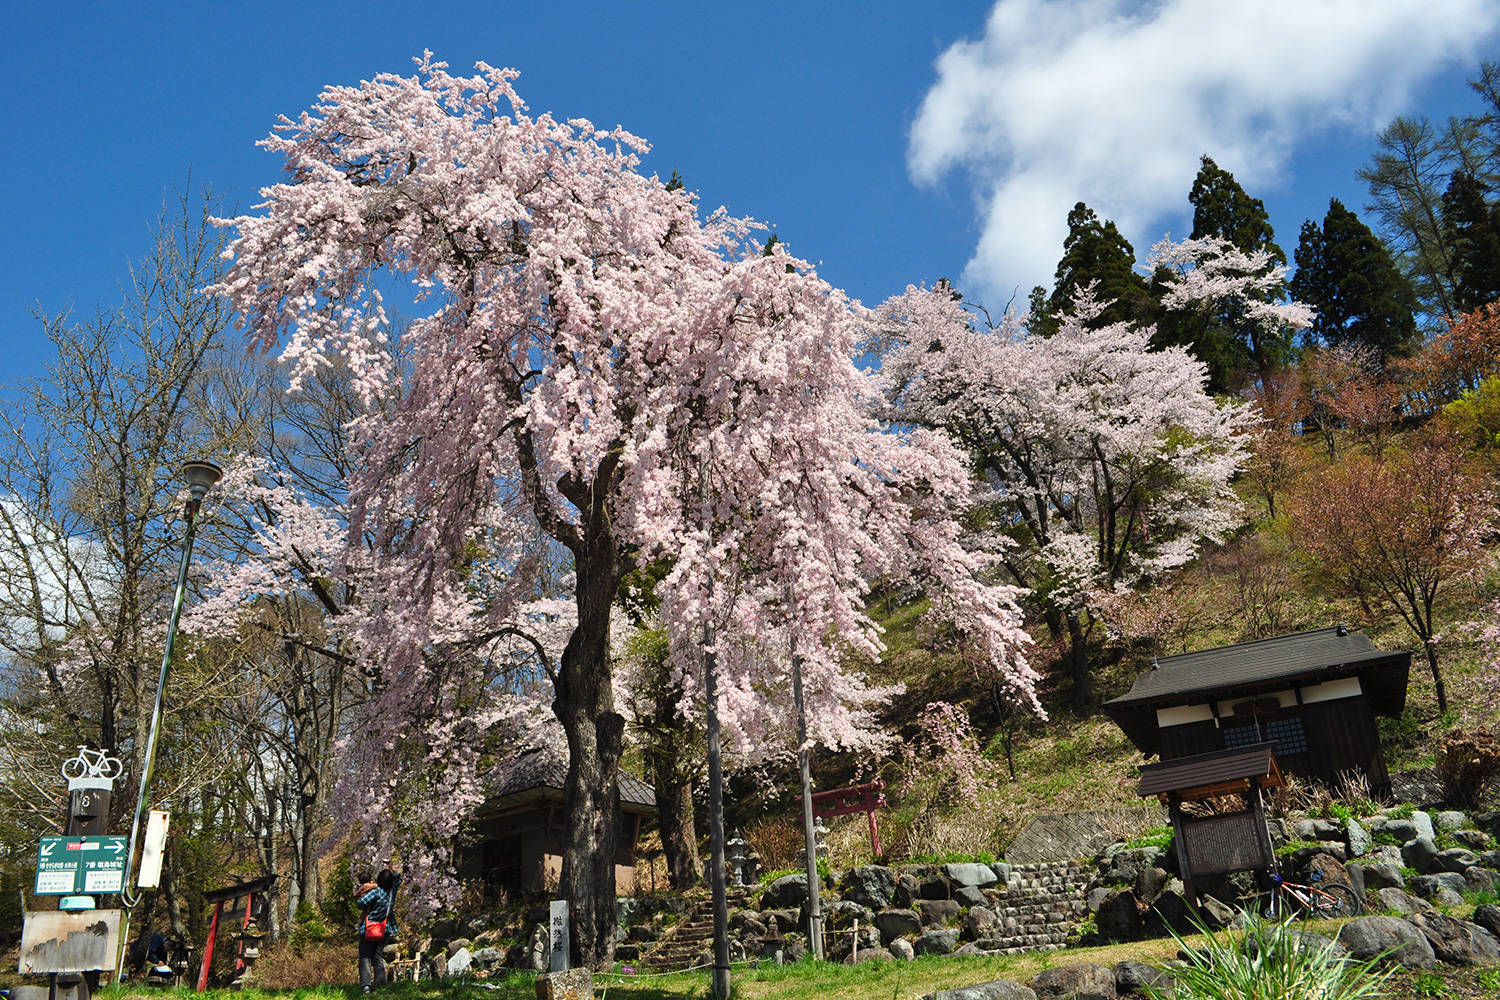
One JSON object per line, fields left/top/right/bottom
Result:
{"left": 1347, "top": 819, "right": 1370, "bottom": 858}
{"left": 923, "top": 981, "right": 1036, "bottom": 1000}
{"left": 1144, "top": 891, "right": 1195, "bottom": 938}
{"left": 1367, "top": 844, "right": 1404, "bottom": 867}
{"left": 919, "top": 875, "right": 955, "bottom": 900}
{"left": 920, "top": 898, "right": 963, "bottom": 927}
{"left": 1402, "top": 836, "right": 1438, "bottom": 874}
{"left": 1294, "top": 819, "right": 1344, "bottom": 841}
{"left": 913, "top": 928, "right": 959, "bottom": 956}
{"left": 1405, "top": 911, "right": 1500, "bottom": 966}
{"left": 1112, "top": 961, "right": 1172, "bottom": 996}
{"left": 1376, "top": 887, "right": 1430, "bottom": 915}
{"left": 894, "top": 871, "right": 920, "bottom": 908}
{"left": 1362, "top": 861, "right": 1407, "bottom": 890}
{"left": 1133, "top": 867, "right": 1169, "bottom": 906}
{"left": 889, "top": 938, "right": 916, "bottom": 961}
{"left": 760, "top": 874, "right": 809, "bottom": 910}
{"left": 445, "top": 947, "right": 474, "bottom": 977}
{"left": 874, "top": 908, "right": 922, "bottom": 944}
{"left": 964, "top": 905, "right": 1000, "bottom": 941}
{"left": 1410, "top": 872, "right": 1468, "bottom": 899}
{"left": 1302, "top": 853, "right": 1352, "bottom": 887}
{"left": 1031, "top": 962, "right": 1118, "bottom": 1000}
{"left": 1096, "top": 889, "right": 1143, "bottom": 942}
{"left": 945, "top": 863, "right": 999, "bottom": 888}
{"left": 1466, "top": 867, "right": 1498, "bottom": 892}
{"left": 1337, "top": 916, "right": 1436, "bottom": 969}
{"left": 840, "top": 866, "right": 897, "bottom": 910}
{"left": 1433, "top": 887, "right": 1468, "bottom": 908}
{"left": 1101, "top": 848, "right": 1162, "bottom": 885}
{"left": 954, "top": 884, "right": 988, "bottom": 908}
{"left": 1413, "top": 811, "right": 1436, "bottom": 842}
{"left": 1455, "top": 830, "right": 1493, "bottom": 851}
{"left": 471, "top": 947, "right": 504, "bottom": 969}
{"left": 1287, "top": 842, "right": 1346, "bottom": 867}
{"left": 1431, "top": 848, "right": 1479, "bottom": 874}
{"left": 1435, "top": 810, "right": 1468, "bottom": 832}
{"left": 1472, "top": 905, "right": 1500, "bottom": 940}
{"left": 1381, "top": 819, "right": 1418, "bottom": 842}
{"left": 825, "top": 900, "right": 875, "bottom": 931}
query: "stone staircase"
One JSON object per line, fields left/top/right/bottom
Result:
{"left": 978, "top": 859, "right": 1093, "bottom": 954}
{"left": 644, "top": 888, "right": 749, "bottom": 969}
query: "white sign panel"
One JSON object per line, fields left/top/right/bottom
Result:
{"left": 138, "top": 810, "right": 170, "bottom": 888}
{"left": 549, "top": 899, "right": 569, "bottom": 972}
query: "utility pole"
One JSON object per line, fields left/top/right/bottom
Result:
{"left": 704, "top": 615, "right": 731, "bottom": 999}
{"left": 791, "top": 641, "right": 824, "bottom": 961}
{"left": 120, "top": 460, "right": 221, "bottom": 903}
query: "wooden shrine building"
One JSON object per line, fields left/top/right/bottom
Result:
{"left": 1104, "top": 625, "right": 1409, "bottom": 797}
{"left": 1136, "top": 742, "right": 1283, "bottom": 906}
{"left": 455, "top": 736, "right": 656, "bottom": 895}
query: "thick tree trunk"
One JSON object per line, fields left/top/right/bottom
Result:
{"left": 1066, "top": 609, "right": 1092, "bottom": 706}
{"left": 653, "top": 761, "right": 701, "bottom": 891}
{"left": 648, "top": 674, "right": 700, "bottom": 890}
{"left": 555, "top": 528, "right": 627, "bottom": 969}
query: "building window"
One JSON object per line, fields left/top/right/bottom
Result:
{"left": 1262, "top": 715, "right": 1308, "bottom": 756}
{"left": 1222, "top": 724, "right": 1261, "bottom": 748}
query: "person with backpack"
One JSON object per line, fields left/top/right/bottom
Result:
{"left": 356, "top": 863, "right": 401, "bottom": 991}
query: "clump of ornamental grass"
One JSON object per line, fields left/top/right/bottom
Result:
{"left": 1141, "top": 910, "right": 1393, "bottom": 1000}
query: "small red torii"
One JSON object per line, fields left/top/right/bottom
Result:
{"left": 794, "top": 780, "right": 887, "bottom": 858}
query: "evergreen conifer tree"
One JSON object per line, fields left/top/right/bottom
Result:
{"left": 1030, "top": 202, "right": 1151, "bottom": 335}
{"left": 1441, "top": 170, "right": 1500, "bottom": 312}
{"left": 1291, "top": 198, "right": 1418, "bottom": 360}
{"left": 1152, "top": 156, "right": 1293, "bottom": 389}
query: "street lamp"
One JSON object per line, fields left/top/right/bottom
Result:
{"left": 121, "top": 460, "right": 221, "bottom": 904}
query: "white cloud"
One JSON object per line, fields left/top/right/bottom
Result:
{"left": 910, "top": 0, "right": 1500, "bottom": 303}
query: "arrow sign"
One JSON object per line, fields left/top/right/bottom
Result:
{"left": 35, "top": 836, "right": 129, "bottom": 895}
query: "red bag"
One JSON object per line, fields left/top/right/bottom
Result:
{"left": 363, "top": 917, "right": 387, "bottom": 941}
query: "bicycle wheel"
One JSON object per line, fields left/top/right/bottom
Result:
{"left": 61, "top": 757, "right": 87, "bottom": 779}
{"left": 1313, "top": 883, "right": 1361, "bottom": 919}
{"left": 100, "top": 756, "right": 123, "bottom": 779}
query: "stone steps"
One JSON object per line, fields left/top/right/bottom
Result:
{"left": 643, "top": 891, "right": 748, "bottom": 969}
{"left": 976, "top": 859, "right": 1091, "bottom": 954}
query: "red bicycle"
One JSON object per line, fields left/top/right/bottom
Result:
{"left": 1263, "top": 870, "right": 1362, "bottom": 921}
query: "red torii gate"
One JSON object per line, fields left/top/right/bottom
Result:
{"left": 195, "top": 874, "right": 275, "bottom": 990}
{"left": 794, "top": 780, "right": 887, "bottom": 858}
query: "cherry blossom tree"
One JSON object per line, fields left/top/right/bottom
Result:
{"left": 216, "top": 56, "right": 1037, "bottom": 965}
{"left": 875, "top": 266, "right": 1260, "bottom": 705}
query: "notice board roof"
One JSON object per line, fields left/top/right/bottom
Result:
{"left": 1137, "top": 742, "right": 1283, "bottom": 800}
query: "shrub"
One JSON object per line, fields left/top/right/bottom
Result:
{"left": 1435, "top": 727, "right": 1500, "bottom": 809}
{"left": 1411, "top": 971, "right": 1448, "bottom": 997}
{"left": 1124, "top": 826, "right": 1174, "bottom": 852}
{"left": 745, "top": 818, "right": 806, "bottom": 873}
{"left": 1141, "top": 910, "right": 1394, "bottom": 1000}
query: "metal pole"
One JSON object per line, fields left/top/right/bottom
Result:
{"left": 704, "top": 618, "right": 731, "bottom": 999}
{"left": 792, "top": 645, "right": 824, "bottom": 960}
{"left": 122, "top": 479, "right": 210, "bottom": 903}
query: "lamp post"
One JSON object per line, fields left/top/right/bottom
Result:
{"left": 121, "top": 460, "right": 221, "bottom": 904}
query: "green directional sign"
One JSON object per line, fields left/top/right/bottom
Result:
{"left": 35, "top": 835, "right": 127, "bottom": 895}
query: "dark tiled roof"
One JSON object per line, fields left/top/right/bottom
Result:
{"left": 1104, "top": 626, "right": 1406, "bottom": 709}
{"left": 1137, "top": 742, "right": 1282, "bottom": 798}
{"left": 484, "top": 730, "right": 656, "bottom": 813}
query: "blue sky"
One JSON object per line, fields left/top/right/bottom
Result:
{"left": 5, "top": 1, "right": 1500, "bottom": 388}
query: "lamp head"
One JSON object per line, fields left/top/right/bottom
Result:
{"left": 181, "top": 460, "right": 223, "bottom": 501}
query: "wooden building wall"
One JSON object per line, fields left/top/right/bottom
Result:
{"left": 1154, "top": 694, "right": 1390, "bottom": 796}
